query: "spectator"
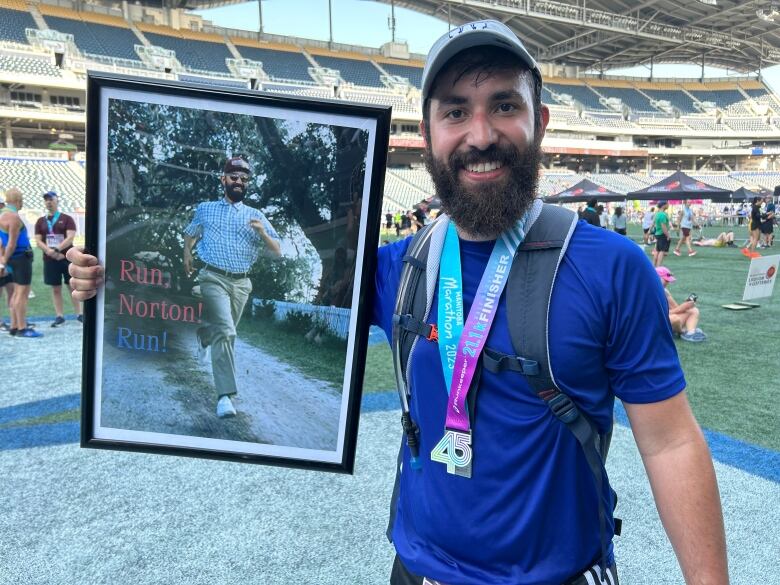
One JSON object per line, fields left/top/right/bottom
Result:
{"left": 694, "top": 232, "right": 735, "bottom": 247}
{"left": 673, "top": 201, "right": 696, "bottom": 257}
{"left": 610, "top": 206, "right": 627, "bottom": 235}
{"left": 641, "top": 206, "right": 655, "bottom": 245}
{"left": 597, "top": 204, "right": 609, "bottom": 229}
{"left": 743, "top": 197, "right": 762, "bottom": 259}
{"left": 580, "top": 197, "right": 599, "bottom": 226}
{"left": 656, "top": 266, "right": 706, "bottom": 342}
{"left": 0, "top": 188, "right": 42, "bottom": 337}
{"left": 0, "top": 193, "right": 13, "bottom": 331}
{"left": 653, "top": 200, "right": 671, "bottom": 267}
{"left": 761, "top": 195, "right": 775, "bottom": 248}
{"left": 33, "top": 192, "right": 82, "bottom": 327}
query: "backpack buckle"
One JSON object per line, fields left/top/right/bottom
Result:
{"left": 427, "top": 323, "right": 438, "bottom": 343}
{"left": 547, "top": 392, "right": 579, "bottom": 424}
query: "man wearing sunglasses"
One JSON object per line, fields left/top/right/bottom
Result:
{"left": 183, "top": 156, "right": 281, "bottom": 418}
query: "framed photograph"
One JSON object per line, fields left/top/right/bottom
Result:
{"left": 81, "top": 72, "right": 390, "bottom": 473}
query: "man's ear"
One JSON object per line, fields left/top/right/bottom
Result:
{"left": 419, "top": 120, "right": 428, "bottom": 148}
{"left": 538, "top": 104, "right": 550, "bottom": 138}
{"left": 220, "top": 175, "right": 227, "bottom": 188}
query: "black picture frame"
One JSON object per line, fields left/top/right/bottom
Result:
{"left": 81, "top": 72, "right": 390, "bottom": 473}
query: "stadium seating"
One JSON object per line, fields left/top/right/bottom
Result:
{"left": 550, "top": 110, "right": 594, "bottom": 127}
{"left": 725, "top": 117, "right": 774, "bottom": 133}
{"left": 232, "top": 44, "right": 314, "bottom": 83}
{"left": 641, "top": 89, "right": 697, "bottom": 114}
{"left": 688, "top": 89, "right": 751, "bottom": 114}
{"left": 143, "top": 31, "right": 233, "bottom": 73}
{"left": 545, "top": 82, "right": 607, "bottom": 111}
{"left": 586, "top": 113, "right": 637, "bottom": 129}
{"left": 691, "top": 174, "right": 745, "bottom": 191}
{"left": 682, "top": 117, "right": 726, "bottom": 132}
{"left": 380, "top": 62, "right": 423, "bottom": 88}
{"left": 593, "top": 173, "right": 652, "bottom": 194}
{"left": 0, "top": 7, "right": 37, "bottom": 45}
{"left": 0, "top": 158, "right": 85, "bottom": 212}
{"left": 0, "top": 54, "right": 61, "bottom": 77}
{"left": 592, "top": 87, "right": 659, "bottom": 114}
{"left": 309, "top": 54, "right": 383, "bottom": 87}
{"left": 383, "top": 168, "right": 429, "bottom": 210}
{"left": 42, "top": 15, "right": 141, "bottom": 62}
{"left": 391, "top": 167, "right": 435, "bottom": 196}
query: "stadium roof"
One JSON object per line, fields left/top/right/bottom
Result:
{"left": 380, "top": 0, "right": 780, "bottom": 73}
{"left": 140, "top": 0, "right": 780, "bottom": 73}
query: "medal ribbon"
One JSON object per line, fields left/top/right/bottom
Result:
{"left": 438, "top": 219, "right": 528, "bottom": 433}
{"left": 46, "top": 211, "right": 60, "bottom": 234}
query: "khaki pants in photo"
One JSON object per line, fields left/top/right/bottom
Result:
{"left": 198, "top": 269, "right": 252, "bottom": 398}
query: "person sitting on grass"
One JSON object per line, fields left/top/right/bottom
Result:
{"left": 694, "top": 231, "right": 735, "bottom": 248}
{"left": 656, "top": 266, "right": 706, "bottom": 342}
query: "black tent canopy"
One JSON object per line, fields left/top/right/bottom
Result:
{"left": 544, "top": 178, "right": 625, "bottom": 203}
{"left": 731, "top": 186, "right": 763, "bottom": 202}
{"left": 626, "top": 170, "right": 732, "bottom": 202}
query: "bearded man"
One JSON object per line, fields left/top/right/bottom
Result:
{"left": 370, "top": 21, "right": 728, "bottom": 585}
{"left": 183, "top": 156, "right": 281, "bottom": 418}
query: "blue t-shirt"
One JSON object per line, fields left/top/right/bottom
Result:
{"left": 372, "top": 220, "right": 685, "bottom": 585}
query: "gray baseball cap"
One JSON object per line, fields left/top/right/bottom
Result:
{"left": 421, "top": 20, "right": 542, "bottom": 101}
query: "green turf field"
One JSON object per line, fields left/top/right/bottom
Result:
{"left": 19, "top": 223, "right": 779, "bottom": 451}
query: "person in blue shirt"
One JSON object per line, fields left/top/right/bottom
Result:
{"left": 183, "top": 156, "right": 281, "bottom": 418}
{"left": 372, "top": 21, "right": 727, "bottom": 585}
{"left": 67, "top": 22, "right": 728, "bottom": 585}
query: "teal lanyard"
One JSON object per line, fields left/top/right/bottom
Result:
{"left": 46, "top": 212, "right": 60, "bottom": 234}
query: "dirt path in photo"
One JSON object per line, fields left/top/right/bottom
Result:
{"left": 101, "top": 331, "right": 342, "bottom": 450}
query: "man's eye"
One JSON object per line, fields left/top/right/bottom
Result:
{"left": 497, "top": 103, "right": 516, "bottom": 113}
{"left": 447, "top": 109, "right": 464, "bottom": 119}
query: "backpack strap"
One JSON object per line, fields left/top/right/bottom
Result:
{"left": 387, "top": 217, "right": 447, "bottom": 542}
{"left": 499, "top": 203, "right": 617, "bottom": 581}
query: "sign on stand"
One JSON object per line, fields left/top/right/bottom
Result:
{"left": 742, "top": 255, "right": 780, "bottom": 302}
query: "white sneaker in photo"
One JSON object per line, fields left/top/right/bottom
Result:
{"left": 216, "top": 395, "right": 237, "bottom": 418}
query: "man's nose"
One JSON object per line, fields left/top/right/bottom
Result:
{"left": 465, "top": 112, "right": 497, "bottom": 150}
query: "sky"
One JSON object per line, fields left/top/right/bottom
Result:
{"left": 194, "top": 0, "right": 780, "bottom": 94}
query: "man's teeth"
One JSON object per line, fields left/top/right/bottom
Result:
{"left": 466, "top": 161, "right": 503, "bottom": 173}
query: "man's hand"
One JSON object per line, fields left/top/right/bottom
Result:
{"left": 66, "top": 247, "right": 103, "bottom": 301}
{"left": 183, "top": 252, "right": 194, "bottom": 277}
{"left": 249, "top": 218, "right": 266, "bottom": 236}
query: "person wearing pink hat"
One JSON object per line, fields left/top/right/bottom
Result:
{"left": 656, "top": 266, "right": 705, "bottom": 342}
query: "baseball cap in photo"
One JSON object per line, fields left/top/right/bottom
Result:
{"left": 223, "top": 156, "right": 251, "bottom": 175}
{"left": 655, "top": 266, "right": 676, "bottom": 283}
{"left": 421, "top": 20, "right": 542, "bottom": 100}
{"left": 657, "top": 200, "right": 668, "bottom": 208}
{"left": 43, "top": 191, "right": 57, "bottom": 200}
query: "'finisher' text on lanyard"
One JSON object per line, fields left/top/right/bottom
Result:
{"left": 431, "top": 220, "right": 527, "bottom": 478}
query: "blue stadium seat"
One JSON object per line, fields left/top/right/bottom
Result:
{"left": 44, "top": 15, "right": 141, "bottom": 62}
{"left": 546, "top": 83, "right": 608, "bottom": 111}
{"left": 311, "top": 55, "right": 383, "bottom": 87}
{"left": 688, "top": 89, "right": 749, "bottom": 113}
{"left": 232, "top": 45, "right": 314, "bottom": 82}
{"left": 143, "top": 32, "right": 232, "bottom": 73}
{"left": 381, "top": 63, "right": 422, "bottom": 88}
{"left": 0, "top": 8, "right": 37, "bottom": 45}
{"left": 642, "top": 89, "right": 697, "bottom": 114}
{"left": 593, "top": 87, "right": 659, "bottom": 113}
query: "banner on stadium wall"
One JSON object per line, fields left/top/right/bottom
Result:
{"left": 742, "top": 255, "right": 780, "bottom": 301}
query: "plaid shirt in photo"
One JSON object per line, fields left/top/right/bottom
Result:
{"left": 183, "top": 199, "right": 281, "bottom": 273}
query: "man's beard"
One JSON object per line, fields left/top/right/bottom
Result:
{"left": 423, "top": 138, "right": 542, "bottom": 238}
{"left": 225, "top": 184, "right": 246, "bottom": 202}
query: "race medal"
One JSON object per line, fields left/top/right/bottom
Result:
{"left": 431, "top": 429, "right": 472, "bottom": 478}
{"left": 430, "top": 213, "right": 532, "bottom": 479}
